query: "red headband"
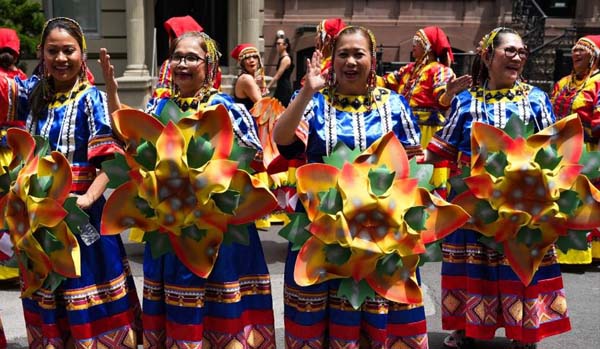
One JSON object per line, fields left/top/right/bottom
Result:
{"left": 0, "top": 28, "right": 20, "bottom": 56}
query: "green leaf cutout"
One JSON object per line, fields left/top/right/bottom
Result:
{"left": 229, "top": 143, "right": 257, "bottom": 173}
{"left": 143, "top": 230, "right": 174, "bottom": 259}
{"left": 405, "top": 206, "right": 428, "bottom": 232}
{"left": 418, "top": 241, "right": 443, "bottom": 266}
{"left": 278, "top": 213, "right": 311, "bottom": 251}
{"left": 42, "top": 271, "right": 66, "bottom": 293}
{"left": 475, "top": 200, "right": 498, "bottom": 224}
{"left": 557, "top": 190, "right": 580, "bottom": 215}
{"left": 63, "top": 197, "right": 90, "bottom": 236}
{"left": 134, "top": 141, "right": 158, "bottom": 170}
{"left": 535, "top": 146, "right": 562, "bottom": 171}
{"left": 516, "top": 227, "right": 542, "bottom": 246}
{"left": 337, "top": 278, "right": 375, "bottom": 310}
{"left": 377, "top": 253, "right": 403, "bottom": 276}
{"left": 181, "top": 225, "right": 207, "bottom": 242}
{"left": 478, "top": 235, "right": 504, "bottom": 254}
{"left": 187, "top": 136, "right": 214, "bottom": 168}
{"left": 101, "top": 153, "right": 131, "bottom": 189}
{"left": 223, "top": 224, "right": 250, "bottom": 245}
{"left": 324, "top": 244, "right": 351, "bottom": 265}
{"left": 323, "top": 142, "right": 361, "bottom": 169}
{"left": 409, "top": 158, "right": 434, "bottom": 190}
{"left": 29, "top": 175, "right": 53, "bottom": 197}
{"left": 213, "top": 190, "right": 240, "bottom": 215}
{"left": 579, "top": 148, "right": 600, "bottom": 179}
{"left": 556, "top": 230, "right": 589, "bottom": 254}
{"left": 317, "top": 188, "right": 343, "bottom": 215}
{"left": 368, "top": 166, "right": 395, "bottom": 196}
{"left": 503, "top": 114, "right": 533, "bottom": 139}
{"left": 484, "top": 151, "right": 508, "bottom": 178}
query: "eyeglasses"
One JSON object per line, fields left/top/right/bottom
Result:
{"left": 170, "top": 53, "right": 205, "bottom": 65}
{"left": 502, "top": 47, "right": 529, "bottom": 60}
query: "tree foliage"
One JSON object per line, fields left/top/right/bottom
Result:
{"left": 0, "top": 0, "right": 45, "bottom": 60}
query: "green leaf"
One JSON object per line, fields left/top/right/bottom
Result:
{"left": 503, "top": 114, "right": 533, "bottom": 139}
{"left": 368, "top": 166, "right": 395, "bottom": 196}
{"left": 535, "top": 146, "right": 562, "bottom": 171}
{"left": 337, "top": 278, "right": 375, "bottom": 310}
{"left": 212, "top": 190, "right": 240, "bottom": 215}
{"left": 0, "top": 172, "right": 11, "bottom": 194}
{"left": 28, "top": 175, "right": 53, "bottom": 197}
{"left": 405, "top": 206, "right": 428, "bottom": 231}
{"left": 516, "top": 227, "right": 542, "bottom": 246}
{"left": 278, "top": 213, "right": 311, "bottom": 251}
{"left": 317, "top": 188, "right": 343, "bottom": 214}
{"left": 223, "top": 224, "right": 250, "bottom": 245}
{"left": 63, "top": 197, "right": 90, "bottom": 236}
{"left": 9, "top": 162, "right": 23, "bottom": 182}
{"left": 579, "top": 148, "right": 600, "bottom": 179}
{"left": 156, "top": 99, "right": 186, "bottom": 124}
{"left": 478, "top": 235, "right": 504, "bottom": 253}
{"left": 42, "top": 271, "right": 66, "bottom": 293}
{"left": 134, "top": 196, "right": 155, "bottom": 218}
{"left": 556, "top": 230, "right": 589, "bottom": 253}
{"left": 557, "top": 190, "right": 580, "bottom": 215}
{"left": 323, "top": 244, "right": 351, "bottom": 265}
{"left": 134, "top": 141, "right": 158, "bottom": 170}
{"left": 377, "top": 253, "right": 403, "bottom": 275}
{"left": 484, "top": 151, "right": 508, "bottom": 178}
{"left": 323, "top": 142, "right": 361, "bottom": 169}
{"left": 2, "top": 253, "right": 18, "bottom": 268}
{"left": 418, "top": 242, "right": 443, "bottom": 266}
{"left": 33, "top": 135, "right": 50, "bottom": 156}
{"left": 36, "top": 228, "right": 64, "bottom": 253}
{"left": 409, "top": 158, "right": 434, "bottom": 190}
{"left": 181, "top": 225, "right": 207, "bottom": 242}
{"left": 143, "top": 230, "right": 174, "bottom": 259}
{"left": 187, "top": 136, "right": 214, "bottom": 168}
{"left": 475, "top": 200, "right": 498, "bottom": 224}
{"left": 229, "top": 143, "right": 257, "bottom": 172}
{"left": 101, "top": 153, "right": 131, "bottom": 189}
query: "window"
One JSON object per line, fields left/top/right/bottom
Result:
{"left": 44, "top": 0, "right": 101, "bottom": 38}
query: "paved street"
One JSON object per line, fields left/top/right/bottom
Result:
{"left": 1, "top": 226, "right": 599, "bottom": 348}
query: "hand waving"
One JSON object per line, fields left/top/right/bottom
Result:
{"left": 304, "top": 50, "right": 327, "bottom": 93}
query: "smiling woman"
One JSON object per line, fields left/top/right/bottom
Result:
{"left": 426, "top": 27, "right": 568, "bottom": 349}
{"left": 0, "top": 17, "right": 141, "bottom": 348}
{"left": 273, "top": 26, "right": 427, "bottom": 348}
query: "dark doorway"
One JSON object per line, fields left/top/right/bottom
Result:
{"left": 154, "top": 0, "right": 229, "bottom": 68}
{"left": 295, "top": 46, "right": 315, "bottom": 90}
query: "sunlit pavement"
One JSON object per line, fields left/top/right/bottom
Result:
{"left": 1, "top": 226, "right": 599, "bottom": 348}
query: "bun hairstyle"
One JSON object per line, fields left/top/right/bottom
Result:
{"left": 471, "top": 27, "right": 521, "bottom": 86}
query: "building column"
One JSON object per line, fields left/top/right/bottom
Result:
{"left": 240, "top": 0, "right": 261, "bottom": 48}
{"left": 116, "top": 0, "right": 153, "bottom": 109}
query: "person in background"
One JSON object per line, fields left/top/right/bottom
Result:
{"left": 0, "top": 28, "right": 26, "bottom": 80}
{"left": 267, "top": 30, "right": 294, "bottom": 107}
{"left": 384, "top": 26, "right": 471, "bottom": 198}
{"left": 231, "top": 43, "right": 266, "bottom": 110}
{"left": 0, "top": 27, "right": 25, "bottom": 284}
{"left": 101, "top": 31, "right": 275, "bottom": 348}
{"left": 273, "top": 25, "right": 427, "bottom": 348}
{"left": 551, "top": 35, "right": 600, "bottom": 265}
{"left": 426, "top": 27, "right": 568, "bottom": 349}
{"left": 153, "top": 15, "right": 221, "bottom": 100}
{"left": 0, "top": 17, "right": 141, "bottom": 347}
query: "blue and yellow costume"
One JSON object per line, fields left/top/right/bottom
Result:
{"left": 279, "top": 86, "right": 428, "bottom": 348}
{"left": 141, "top": 90, "right": 276, "bottom": 348}
{"left": 0, "top": 74, "right": 141, "bottom": 347}
{"left": 428, "top": 83, "right": 571, "bottom": 343}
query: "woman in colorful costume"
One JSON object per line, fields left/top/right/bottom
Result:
{"left": 232, "top": 43, "right": 266, "bottom": 111}
{"left": 101, "top": 31, "right": 276, "bottom": 348}
{"left": 426, "top": 27, "right": 569, "bottom": 349}
{"left": 551, "top": 35, "right": 600, "bottom": 264}
{"left": 0, "top": 27, "right": 24, "bottom": 283}
{"left": 0, "top": 28, "right": 26, "bottom": 80}
{"left": 385, "top": 26, "right": 471, "bottom": 197}
{"left": 153, "top": 15, "right": 221, "bottom": 100}
{"left": 274, "top": 25, "right": 428, "bottom": 348}
{"left": 0, "top": 17, "right": 141, "bottom": 347}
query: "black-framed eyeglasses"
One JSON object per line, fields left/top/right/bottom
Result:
{"left": 503, "top": 47, "right": 529, "bottom": 60}
{"left": 170, "top": 54, "right": 205, "bottom": 65}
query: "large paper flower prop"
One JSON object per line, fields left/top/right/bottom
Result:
{"left": 451, "top": 115, "right": 600, "bottom": 285}
{"left": 101, "top": 101, "right": 278, "bottom": 278}
{"left": 280, "top": 132, "right": 469, "bottom": 308}
{"left": 0, "top": 128, "right": 84, "bottom": 297}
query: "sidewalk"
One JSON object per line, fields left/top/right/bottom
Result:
{"left": 1, "top": 227, "right": 599, "bottom": 348}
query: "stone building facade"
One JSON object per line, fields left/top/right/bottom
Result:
{"left": 36, "top": 0, "right": 600, "bottom": 108}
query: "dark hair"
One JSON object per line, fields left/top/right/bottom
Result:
{"left": 30, "top": 17, "right": 87, "bottom": 117}
{"left": 0, "top": 49, "right": 17, "bottom": 69}
{"left": 276, "top": 37, "right": 291, "bottom": 55}
{"left": 471, "top": 27, "right": 521, "bottom": 86}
